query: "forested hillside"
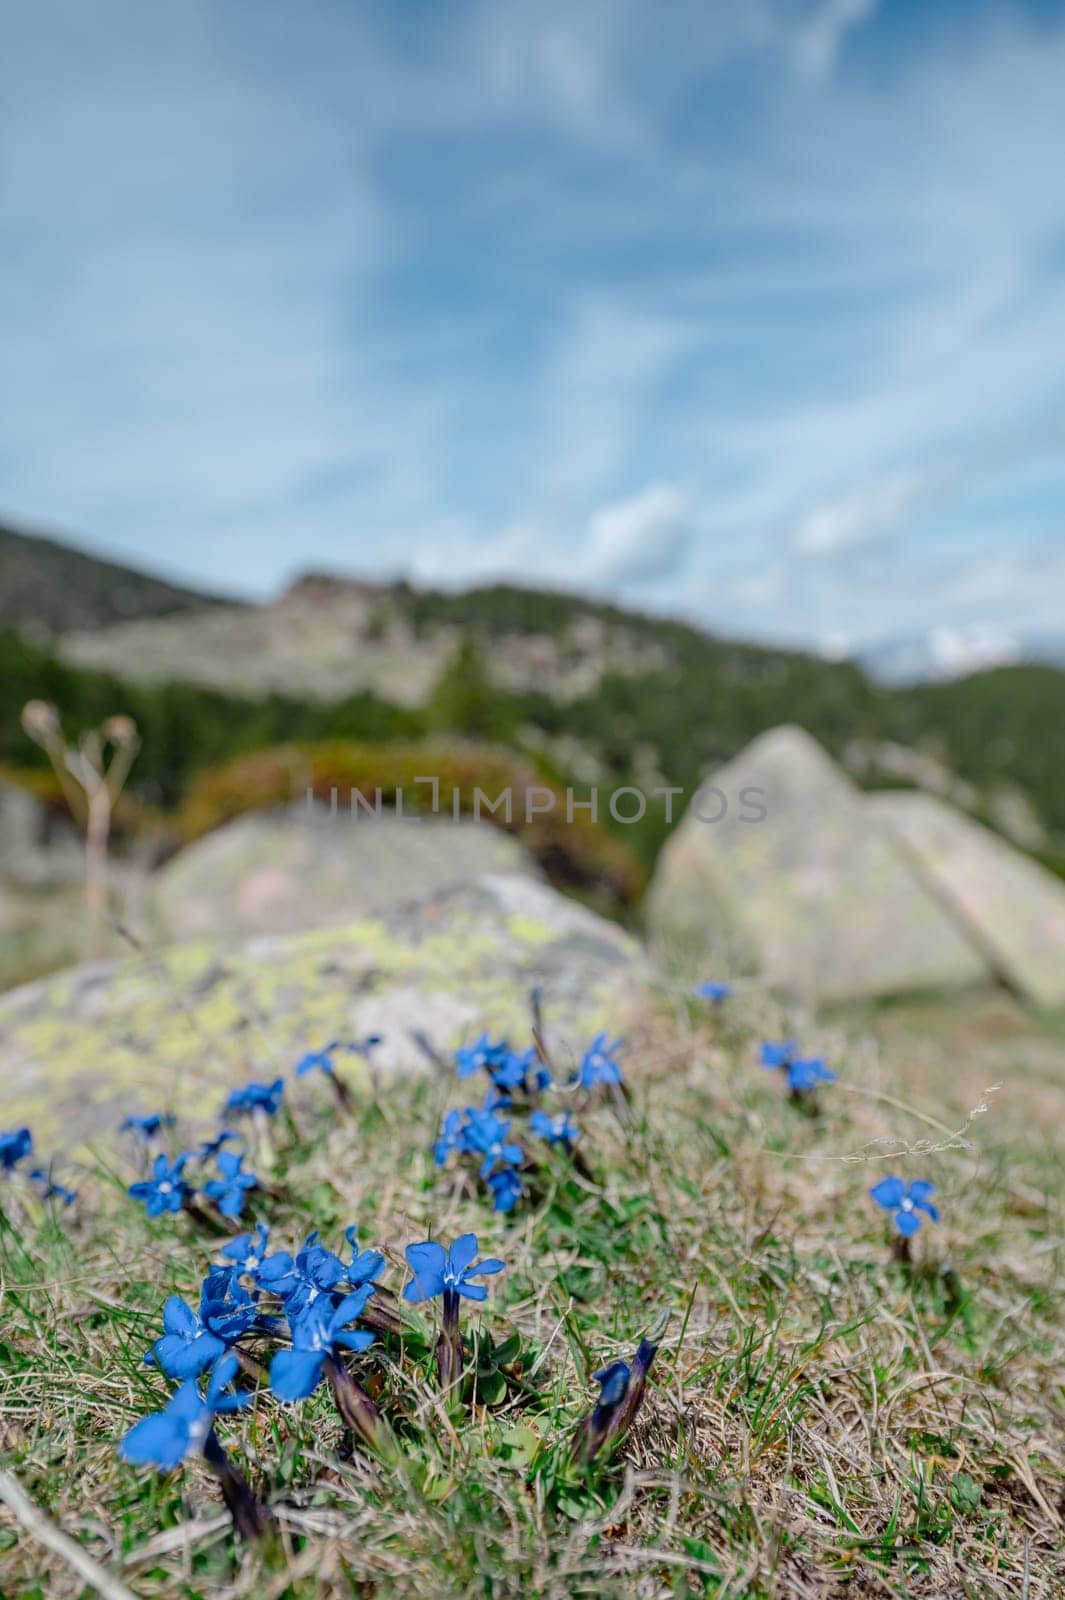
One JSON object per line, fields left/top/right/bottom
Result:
{"left": 3, "top": 609, "right": 1063, "bottom": 874}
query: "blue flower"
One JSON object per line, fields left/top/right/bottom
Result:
{"left": 149, "top": 1295, "right": 227, "bottom": 1379}
{"left": 204, "top": 1151, "right": 260, "bottom": 1219}
{"left": 463, "top": 1110, "right": 523, "bottom": 1179}
{"left": 120, "top": 1112, "right": 176, "bottom": 1140}
{"left": 29, "top": 1168, "right": 77, "bottom": 1206}
{"left": 224, "top": 1078, "right": 285, "bottom": 1119}
{"left": 343, "top": 1226, "right": 386, "bottom": 1287}
{"left": 489, "top": 1051, "right": 530, "bottom": 1091}
{"left": 199, "top": 1129, "right": 243, "bottom": 1160}
{"left": 455, "top": 1033, "right": 511, "bottom": 1080}
{"left": 201, "top": 1270, "right": 274, "bottom": 1342}
{"left": 128, "top": 1153, "right": 190, "bottom": 1217}
{"left": 269, "top": 1286, "right": 376, "bottom": 1402}
{"left": 433, "top": 1109, "right": 465, "bottom": 1166}
{"left": 785, "top": 1057, "right": 835, "bottom": 1093}
{"left": 695, "top": 981, "right": 732, "bottom": 1004}
{"left": 258, "top": 1232, "right": 347, "bottom": 1312}
{"left": 346, "top": 1035, "right": 383, "bottom": 1057}
{"left": 593, "top": 1359, "right": 631, "bottom": 1408}
{"left": 576, "top": 1033, "right": 624, "bottom": 1089}
{"left": 294, "top": 1042, "right": 341, "bottom": 1079}
{"left": 220, "top": 1222, "right": 271, "bottom": 1279}
{"left": 486, "top": 1167, "right": 523, "bottom": 1213}
{"left": 488, "top": 1047, "right": 550, "bottom": 1094}
{"left": 577, "top": 1358, "right": 633, "bottom": 1459}
{"left": 120, "top": 1352, "right": 253, "bottom": 1471}
{"left": 529, "top": 1110, "right": 580, "bottom": 1148}
{"left": 760, "top": 1040, "right": 835, "bottom": 1092}
{"left": 870, "top": 1176, "right": 940, "bottom": 1237}
{"left": 761, "top": 1039, "right": 799, "bottom": 1069}
{"left": 0, "top": 1128, "right": 32, "bottom": 1172}
{"left": 402, "top": 1234, "right": 505, "bottom": 1304}
{"left": 149, "top": 1273, "right": 265, "bottom": 1380}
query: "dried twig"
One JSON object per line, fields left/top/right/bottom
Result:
{"left": 0, "top": 1466, "right": 138, "bottom": 1600}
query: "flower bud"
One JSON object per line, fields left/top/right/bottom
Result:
{"left": 21, "top": 699, "right": 61, "bottom": 743}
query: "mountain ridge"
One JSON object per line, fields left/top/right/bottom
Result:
{"left": 0, "top": 520, "right": 238, "bottom": 636}
{"left": 3, "top": 523, "right": 1064, "bottom": 862}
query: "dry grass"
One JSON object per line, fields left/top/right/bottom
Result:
{"left": 1, "top": 986, "right": 1062, "bottom": 1598}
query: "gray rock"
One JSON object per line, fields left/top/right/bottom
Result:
{"left": 151, "top": 807, "right": 539, "bottom": 943}
{"left": 0, "top": 780, "right": 44, "bottom": 868}
{"left": 646, "top": 725, "right": 989, "bottom": 1001}
{"left": 868, "top": 791, "right": 1065, "bottom": 1009}
{"left": 0, "top": 872, "right": 652, "bottom": 1145}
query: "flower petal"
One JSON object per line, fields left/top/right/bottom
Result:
{"left": 205, "top": 1351, "right": 242, "bottom": 1403}
{"left": 449, "top": 1233, "right": 480, "bottom": 1275}
{"left": 333, "top": 1328, "right": 376, "bottom": 1353}
{"left": 870, "top": 1176, "right": 905, "bottom": 1210}
{"left": 349, "top": 1249, "right": 385, "bottom": 1286}
{"left": 154, "top": 1331, "right": 224, "bottom": 1380}
{"left": 269, "top": 1348, "right": 326, "bottom": 1401}
{"left": 895, "top": 1208, "right": 922, "bottom": 1237}
{"left": 161, "top": 1296, "right": 198, "bottom": 1338}
{"left": 120, "top": 1412, "right": 190, "bottom": 1471}
{"left": 403, "top": 1241, "right": 446, "bottom": 1302}
{"left": 329, "top": 1285, "right": 375, "bottom": 1332}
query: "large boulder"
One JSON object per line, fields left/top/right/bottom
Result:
{"left": 0, "top": 873, "right": 652, "bottom": 1146}
{"left": 645, "top": 726, "right": 989, "bottom": 1001}
{"left": 0, "top": 780, "right": 94, "bottom": 988}
{"left": 868, "top": 791, "right": 1065, "bottom": 1009}
{"left": 151, "top": 807, "right": 538, "bottom": 942}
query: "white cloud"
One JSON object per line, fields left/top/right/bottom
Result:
{"left": 791, "top": 0, "right": 880, "bottom": 81}
{"left": 793, "top": 466, "right": 952, "bottom": 555}
{"left": 407, "top": 482, "right": 693, "bottom": 597}
{"left": 926, "top": 623, "right": 1021, "bottom": 677}
{"left": 583, "top": 483, "right": 693, "bottom": 583}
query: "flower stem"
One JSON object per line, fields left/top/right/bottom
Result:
{"left": 232, "top": 1347, "right": 269, "bottom": 1386}
{"left": 182, "top": 1198, "right": 237, "bottom": 1237}
{"left": 361, "top": 1288, "right": 407, "bottom": 1337}
{"left": 253, "top": 1109, "right": 275, "bottom": 1172}
{"left": 605, "top": 1329, "right": 662, "bottom": 1448}
{"left": 330, "top": 1074, "right": 355, "bottom": 1114}
{"left": 436, "top": 1289, "right": 464, "bottom": 1395}
{"left": 324, "top": 1356, "right": 391, "bottom": 1457}
{"left": 574, "top": 1392, "right": 624, "bottom": 1464}
{"left": 202, "top": 1430, "right": 268, "bottom": 1541}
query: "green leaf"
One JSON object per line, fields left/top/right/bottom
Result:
{"left": 949, "top": 1472, "right": 982, "bottom": 1513}
{"left": 476, "top": 1370, "right": 507, "bottom": 1406}
{"left": 493, "top": 1332, "right": 522, "bottom": 1365}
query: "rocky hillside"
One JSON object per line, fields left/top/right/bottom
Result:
{"left": 58, "top": 572, "right": 678, "bottom": 706}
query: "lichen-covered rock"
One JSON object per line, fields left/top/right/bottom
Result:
{"left": 0, "top": 873, "right": 652, "bottom": 1146}
{"left": 868, "top": 791, "right": 1065, "bottom": 1009}
{"left": 151, "top": 807, "right": 538, "bottom": 943}
{"left": 645, "top": 725, "right": 989, "bottom": 1002}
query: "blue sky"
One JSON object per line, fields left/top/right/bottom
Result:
{"left": 2, "top": 0, "right": 1065, "bottom": 658}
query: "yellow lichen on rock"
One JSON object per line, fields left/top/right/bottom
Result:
{"left": 0, "top": 875, "right": 653, "bottom": 1148}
